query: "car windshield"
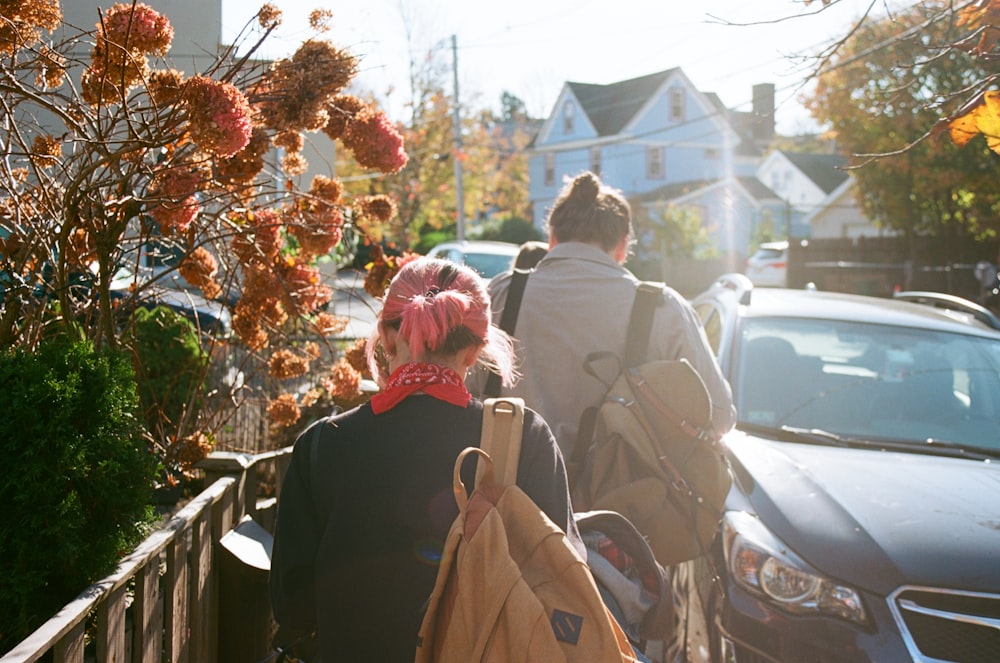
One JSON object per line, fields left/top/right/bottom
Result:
{"left": 735, "top": 318, "right": 1000, "bottom": 453}
{"left": 462, "top": 252, "right": 515, "bottom": 279}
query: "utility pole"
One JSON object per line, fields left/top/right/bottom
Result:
{"left": 451, "top": 34, "right": 465, "bottom": 242}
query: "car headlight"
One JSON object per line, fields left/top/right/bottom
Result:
{"left": 723, "top": 511, "right": 867, "bottom": 624}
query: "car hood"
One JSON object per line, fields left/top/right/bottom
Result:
{"left": 727, "top": 431, "right": 1000, "bottom": 596}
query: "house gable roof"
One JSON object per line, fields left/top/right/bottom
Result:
{"left": 567, "top": 68, "right": 678, "bottom": 136}
{"left": 782, "top": 152, "right": 849, "bottom": 194}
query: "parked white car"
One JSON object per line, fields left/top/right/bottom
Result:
{"left": 426, "top": 240, "right": 519, "bottom": 279}
{"left": 744, "top": 240, "right": 788, "bottom": 287}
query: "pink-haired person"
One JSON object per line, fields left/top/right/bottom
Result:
{"left": 269, "top": 257, "right": 580, "bottom": 662}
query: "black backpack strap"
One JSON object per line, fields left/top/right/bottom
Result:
{"left": 624, "top": 282, "right": 663, "bottom": 368}
{"left": 484, "top": 268, "right": 531, "bottom": 398}
{"left": 568, "top": 282, "right": 662, "bottom": 489}
{"left": 308, "top": 419, "right": 325, "bottom": 525}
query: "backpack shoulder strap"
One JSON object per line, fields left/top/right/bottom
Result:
{"left": 568, "top": 282, "right": 663, "bottom": 488}
{"left": 307, "top": 419, "right": 326, "bottom": 525}
{"left": 476, "top": 397, "right": 524, "bottom": 487}
{"left": 624, "top": 281, "right": 663, "bottom": 368}
{"left": 484, "top": 269, "right": 531, "bottom": 398}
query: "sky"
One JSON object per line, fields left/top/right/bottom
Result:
{"left": 221, "top": 0, "right": 897, "bottom": 136}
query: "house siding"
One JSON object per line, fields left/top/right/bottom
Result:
{"left": 529, "top": 68, "right": 769, "bottom": 251}
{"left": 530, "top": 69, "right": 871, "bottom": 260}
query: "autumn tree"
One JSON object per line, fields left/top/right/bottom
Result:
{"left": 335, "top": 34, "right": 535, "bottom": 252}
{"left": 804, "top": 0, "right": 1000, "bottom": 238}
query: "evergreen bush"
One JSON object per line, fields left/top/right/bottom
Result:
{"left": 0, "top": 336, "right": 157, "bottom": 655}
{"left": 131, "top": 305, "right": 209, "bottom": 442}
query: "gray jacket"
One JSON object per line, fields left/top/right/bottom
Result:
{"left": 470, "top": 241, "right": 735, "bottom": 458}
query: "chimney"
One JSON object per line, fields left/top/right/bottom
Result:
{"left": 752, "top": 83, "right": 776, "bottom": 142}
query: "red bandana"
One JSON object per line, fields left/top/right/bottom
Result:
{"left": 369, "top": 362, "right": 472, "bottom": 414}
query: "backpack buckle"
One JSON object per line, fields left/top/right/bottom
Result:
{"left": 670, "top": 477, "right": 691, "bottom": 495}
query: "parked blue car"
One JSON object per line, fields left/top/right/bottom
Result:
{"left": 668, "top": 274, "right": 1000, "bottom": 663}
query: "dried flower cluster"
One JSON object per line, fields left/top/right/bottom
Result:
{"left": 0, "top": 0, "right": 62, "bottom": 56}
{"left": 343, "top": 338, "right": 369, "bottom": 375}
{"left": 312, "top": 311, "right": 348, "bottom": 336}
{"left": 268, "top": 348, "right": 311, "bottom": 380}
{"left": 322, "top": 94, "right": 367, "bottom": 140}
{"left": 233, "top": 265, "right": 285, "bottom": 351}
{"left": 147, "top": 164, "right": 202, "bottom": 235}
{"left": 177, "top": 431, "right": 215, "bottom": 473}
{"left": 230, "top": 207, "right": 283, "bottom": 266}
{"left": 82, "top": 2, "right": 174, "bottom": 104}
{"left": 101, "top": 1, "right": 173, "bottom": 55}
{"left": 277, "top": 258, "right": 332, "bottom": 317}
{"left": 34, "top": 45, "right": 65, "bottom": 88}
{"left": 214, "top": 126, "right": 271, "bottom": 186}
{"left": 251, "top": 39, "right": 359, "bottom": 174}
{"left": 29, "top": 134, "right": 61, "bottom": 169}
{"left": 262, "top": 40, "right": 357, "bottom": 132}
{"left": 323, "top": 356, "right": 363, "bottom": 401}
{"left": 267, "top": 393, "right": 301, "bottom": 427}
{"left": 354, "top": 195, "right": 396, "bottom": 223}
{"left": 148, "top": 68, "right": 185, "bottom": 105}
{"left": 318, "top": 95, "right": 408, "bottom": 174}
{"left": 182, "top": 76, "right": 253, "bottom": 158}
{"left": 341, "top": 107, "right": 408, "bottom": 174}
{"left": 308, "top": 9, "right": 333, "bottom": 31}
{"left": 178, "top": 247, "right": 221, "bottom": 300}
{"left": 257, "top": 3, "right": 282, "bottom": 29}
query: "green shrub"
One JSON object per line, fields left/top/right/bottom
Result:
{"left": 0, "top": 336, "right": 157, "bottom": 655}
{"left": 131, "top": 305, "right": 209, "bottom": 441}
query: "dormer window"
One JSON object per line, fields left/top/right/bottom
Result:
{"left": 563, "top": 100, "right": 575, "bottom": 134}
{"left": 669, "top": 88, "right": 685, "bottom": 122}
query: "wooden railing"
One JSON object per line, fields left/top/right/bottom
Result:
{"left": 0, "top": 447, "right": 293, "bottom": 663}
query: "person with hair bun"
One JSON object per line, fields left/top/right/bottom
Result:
{"left": 472, "top": 170, "right": 735, "bottom": 459}
{"left": 269, "top": 257, "right": 580, "bottom": 663}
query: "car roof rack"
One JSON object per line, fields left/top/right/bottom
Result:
{"left": 711, "top": 273, "right": 754, "bottom": 306}
{"left": 893, "top": 290, "right": 1000, "bottom": 331}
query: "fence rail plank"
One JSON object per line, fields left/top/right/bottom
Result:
{"left": 134, "top": 558, "right": 162, "bottom": 663}
{"left": 0, "top": 478, "right": 236, "bottom": 663}
{"left": 96, "top": 585, "right": 126, "bottom": 663}
{"left": 1, "top": 447, "right": 293, "bottom": 663}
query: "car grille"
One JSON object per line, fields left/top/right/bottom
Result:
{"left": 889, "top": 586, "right": 1000, "bottom": 662}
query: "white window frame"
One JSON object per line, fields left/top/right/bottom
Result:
{"left": 669, "top": 88, "right": 685, "bottom": 122}
{"left": 646, "top": 146, "right": 664, "bottom": 179}
{"left": 590, "top": 147, "right": 602, "bottom": 176}
{"left": 544, "top": 153, "right": 555, "bottom": 186}
{"left": 563, "top": 101, "right": 575, "bottom": 134}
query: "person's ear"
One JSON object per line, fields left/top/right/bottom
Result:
{"left": 380, "top": 325, "right": 398, "bottom": 357}
{"left": 460, "top": 344, "right": 480, "bottom": 370}
{"left": 613, "top": 235, "right": 630, "bottom": 264}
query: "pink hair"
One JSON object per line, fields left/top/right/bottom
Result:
{"left": 366, "top": 257, "right": 517, "bottom": 388}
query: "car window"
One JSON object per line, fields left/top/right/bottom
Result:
{"left": 754, "top": 248, "right": 784, "bottom": 261}
{"left": 735, "top": 318, "right": 1000, "bottom": 451}
{"left": 462, "top": 252, "right": 515, "bottom": 279}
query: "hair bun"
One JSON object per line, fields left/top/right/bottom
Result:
{"left": 569, "top": 172, "right": 600, "bottom": 204}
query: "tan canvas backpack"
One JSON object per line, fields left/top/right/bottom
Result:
{"left": 414, "top": 398, "right": 638, "bottom": 663}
